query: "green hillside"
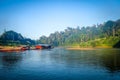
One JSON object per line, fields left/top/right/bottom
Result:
{"left": 79, "top": 37, "right": 120, "bottom": 48}
{"left": 0, "top": 30, "right": 35, "bottom": 46}
{"left": 0, "top": 19, "right": 120, "bottom": 48}
{"left": 37, "top": 19, "right": 120, "bottom": 48}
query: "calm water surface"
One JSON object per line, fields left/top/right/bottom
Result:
{"left": 0, "top": 48, "right": 120, "bottom": 80}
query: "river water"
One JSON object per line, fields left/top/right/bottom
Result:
{"left": 0, "top": 48, "right": 120, "bottom": 80}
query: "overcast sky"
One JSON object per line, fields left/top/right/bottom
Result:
{"left": 0, "top": 0, "right": 120, "bottom": 39}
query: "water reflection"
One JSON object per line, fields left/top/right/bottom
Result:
{"left": 100, "top": 49, "right": 120, "bottom": 73}
{"left": 0, "top": 48, "right": 120, "bottom": 80}
{"left": 0, "top": 52, "right": 23, "bottom": 69}
{"left": 48, "top": 48, "right": 120, "bottom": 73}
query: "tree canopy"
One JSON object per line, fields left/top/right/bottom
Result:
{"left": 37, "top": 19, "right": 120, "bottom": 47}
{"left": 0, "top": 30, "right": 35, "bottom": 46}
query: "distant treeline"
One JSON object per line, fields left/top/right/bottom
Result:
{"left": 37, "top": 19, "right": 120, "bottom": 47}
{"left": 0, "top": 31, "right": 35, "bottom": 46}
{"left": 0, "top": 19, "right": 120, "bottom": 47}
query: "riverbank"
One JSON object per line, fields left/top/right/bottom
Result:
{"left": 66, "top": 47, "right": 96, "bottom": 50}
{"left": 0, "top": 46, "right": 23, "bottom": 52}
{"left": 0, "top": 45, "right": 52, "bottom": 52}
{"left": 65, "top": 45, "right": 113, "bottom": 50}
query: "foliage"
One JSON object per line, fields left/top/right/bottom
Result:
{"left": 37, "top": 19, "right": 120, "bottom": 47}
{"left": 1, "top": 19, "right": 120, "bottom": 48}
{"left": 0, "top": 30, "right": 35, "bottom": 46}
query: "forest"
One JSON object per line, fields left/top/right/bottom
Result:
{"left": 0, "top": 31, "right": 35, "bottom": 46}
{"left": 0, "top": 19, "right": 120, "bottom": 48}
{"left": 37, "top": 19, "right": 120, "bottom": 48}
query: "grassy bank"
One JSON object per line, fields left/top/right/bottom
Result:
{"left": 64, "top": 36, "right": 120, "bottom": 49}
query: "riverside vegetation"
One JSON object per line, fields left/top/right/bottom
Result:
{"left": 37, "top": 19, "right": 120, "bottom": 48}
{"left": 0, "top": 19, "right": 120, "bottom": 48}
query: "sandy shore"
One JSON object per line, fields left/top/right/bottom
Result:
{"left": 66, "top": 47, "right": 97, "bottom": 50}
{"left": 66, "top": 46, "right": 112, "bottom": 50}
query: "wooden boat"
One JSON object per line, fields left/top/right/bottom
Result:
{"left": 0, "top": 46, "right": 30, "bottom": 52}
{"left": 0, "top": 48, "right": 21, "bottom": 52}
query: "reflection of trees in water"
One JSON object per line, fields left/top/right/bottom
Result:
{"left": 1, "top": 53, "right": 22, "bottom": 69}
{"left": 48, "top": 49, "right": 101, "bottom": 68}
{"left": 49, "top": 49, "right": 120, "bottom": 73}
{"left": 100, "top": 50, "right": 120, "bottom": 73}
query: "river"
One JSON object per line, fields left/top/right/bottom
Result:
{"left": 0, "top": 48, "right": 120, "bottom": 80}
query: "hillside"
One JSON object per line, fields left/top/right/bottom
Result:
{"left": 37, "top": 19, "right": 120, "bottom": 48}
{"left": 78, "top": 37, "right": 120, "bottom": 48}
{"left": 0, "top": 30, "right": 35, "bottom": 46}
{"left": 0, "top": 19, "right": 120, "bottom": 48}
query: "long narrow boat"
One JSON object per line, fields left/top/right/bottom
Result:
{"left": 0, "top": 46, "right": 28, "bottom": 52}
{"left": 0, "top": 48, "right": 22, "bottom": 52}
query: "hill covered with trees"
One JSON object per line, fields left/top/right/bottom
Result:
{"left": 0, "top": 19, "right": 120, "bottom": 48}
{"left": 37, "top": 19, "right": 120, "bottom": 48}
{"left": 0, "top": 30, "right": 35, "bottom": 46}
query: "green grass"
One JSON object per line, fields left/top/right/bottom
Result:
{"left": 79, "top": 36, "right": 120, "bottom": 48}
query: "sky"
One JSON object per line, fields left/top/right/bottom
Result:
{"left": 0, "top": 0, "right": 120, "bottom": 39}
